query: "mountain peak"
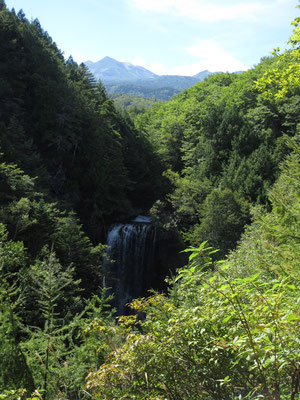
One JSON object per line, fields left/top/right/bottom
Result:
{"left": 193, "top": 70, "right": 213, "bottom": 79}
{"left": 85, "top": 57, "right": 158, "bottom": 82}
{"left": 101, "top": 56, "right": 115, "bottom": 61}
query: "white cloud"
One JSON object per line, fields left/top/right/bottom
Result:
{"left": 130, "top": 39, "right": 248, "bottom": 76}
{"left": 130, "top": 56, "right": 147, "bottom": 67}
{"left": 182, "top": 39, "right": 248, "bottom": 73}
{"left": 129, "top": 0, "right": 264, "bottom": 22}
{"left": 275, "top": 0, "right": 294, "bottom": 3}
{"left": 130, "top": 57, "right": 167, "bottom": 75}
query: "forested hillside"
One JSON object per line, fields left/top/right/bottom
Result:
{"left": 0, "top": 2, "right": 165, "bottom": 397}
{"left": 136, "top": 52, "right": 300, "bottom": 258}
{"left": 0, "top": 1, "right": 299, "bottom": 399}
{"left": 0, "top": 0, "right": 165, "bottom": 236}
{"left": 110, "top": 93, "right": 164, "bottom": 120}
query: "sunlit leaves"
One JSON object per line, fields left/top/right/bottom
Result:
{"left": 86, "top": 257, "right": 299, "bottom": 399}
{"left": 255, "top": 9, "right": 300, "bottom": 100}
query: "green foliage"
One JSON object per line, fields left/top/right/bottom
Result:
{"left": 0, "top": 3, "right": 164, "bottom": 231}
{"left": 255, "top": 8, "right": 300, "bottom": 100}
{"left": 111, "top": 93, "right": 164, "bottom": 120}
{"left": 19, "top": 251, "right": 117, "bottom": 400}
{"left": 86, "top": 142, "right": 300, "bottom": 399}
{"left": 0, "top": 225, "right": 34, "bottom": 391}
{"left": 0, "top": 159, "right": 106, "bottom": 303}
{"left": 0, "top": 223, "right": 26, "bottom": 275}
{"left": 190, "top": 188, "right": 250, "bottom": 258}
{"left": 229, "top": 138, "right": 300, "bottom": 280}
{"left": 20, "top": 249, "right": 80, "bottom": 400}
{"left": 106, "top": 81, "right": 181, "bottom": 100}
{"left": 0, "top": 145, "right": 114, "bottom": 397}
{"left": 0, "top": 161, "right": 37, "bottom": 206}
{"left": 0, "top": 389, "right": 42, "bottom": 400}
{"left": 86, "top": 246, "right": 299, "bottom": 400}
{"left": 138, "top": 41, "right": 299, "bottom": 256}
{"left": 259, "top": 141, "right": 300, "bottom": 278}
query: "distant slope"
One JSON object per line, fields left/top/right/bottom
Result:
{"left": 107, "top": 83, "right": 178, "bottom": 100}
{"left": 111, "top": 93, "right": 164, "bottom": 110}
{"left": 193, "top": 70, "right": 214, "bottom": 80}
{"left": 111, "top": 93, "right": 164, "bottom": 119}
{"left": 103, "top": 77, "right": 199, "bottom": 100}
{"left": 150, "top": 75, "right": 199, "bottom": 90}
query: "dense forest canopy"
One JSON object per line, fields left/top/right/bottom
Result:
{"left": 0, "top": 1, "right": 299, "bottom": 399}
{"left": 136, "top": 51, "right": 300, "bottom": 257}
{"left": 110, "top": 93, "right": 165, "bottom": 120}
{"left": 0, "top": 0, "right": 165, "bottom": 233}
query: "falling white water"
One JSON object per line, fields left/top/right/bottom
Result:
{"left": 102, "top": 217, "right": 156, "bottom": 314}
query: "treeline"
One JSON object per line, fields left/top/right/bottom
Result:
{"left": 106, "top": 81, "right": 180, "bottom": 100}
{"left": 111, "top": 93, "right": 164, "bottom": 120}
{"left": 105, "top": 74, "right": 207, "bottom": 100}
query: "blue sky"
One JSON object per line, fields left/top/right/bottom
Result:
{"left": 4, "top": 0, "right": 299, "bottom": 75}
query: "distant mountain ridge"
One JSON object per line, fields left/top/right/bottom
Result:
{"left": 85, "top": 57, "right": 215, "bottom": 100}
{"left": 193, "top": 70, "right": 214, "bottom": 79}
{"left": 85, "top": 56, "right": 158, "bottom": 82}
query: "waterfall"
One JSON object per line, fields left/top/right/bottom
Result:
{"left": 103, "top": 216, "right": 156, "bottom": 314}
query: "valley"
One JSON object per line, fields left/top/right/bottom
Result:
{"left": 0, "top": 2, "right": 299, "bottom": 400}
